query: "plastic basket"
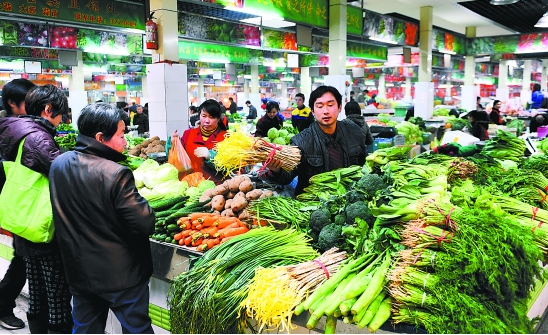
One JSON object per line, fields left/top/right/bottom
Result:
{"left": 394, "top": 107, "right": 407, "bottom": 117}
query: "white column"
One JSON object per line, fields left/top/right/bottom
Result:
{"left": 404, "top": 77, "right": 412, "bottom": 101}
{"left": 377, "top": 74, "right": 386, "bottom": 99}
{"left": 496, "top": 60, "right": 509, "bottom": 103}
{"left": 300, "top": 67, "right": 312, "bottom": 99}
{"left": 251, "top": 65, "right": 259, "bottom": 94}
{"left": 141, "top": 77, "right": 148, "bottom": 98}
{"left": 147, "top": 0, "right": 188, "bottom": 139}
{"left": 462, "top": 26, "right": 477, "bottom": 112}
{"left": 542, "top": 60, "right": 548, "bottom": 94}
{"left": 68, "top": 50, "right": 87, "bottom": 127}
{"left": 415, "top": 6, "right": 434, "bottom": 119}
{"left": 521, "top": 60, "right": 532, "bottom": 104}
{"left": 198, "top": 77, "right": 205, "bottom": 104}
{"left": 280, "top": 82, "right": 288, "bottom": 110}
{"left": 244, "top": 80, "right": 249, "bottom": 100}
{"left": 445, "top": 81, "right": 452, "bottom": 103}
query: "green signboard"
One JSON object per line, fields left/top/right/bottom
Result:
{"left": 178, "top": 41, "right": 249, "bottom": 63}
{"left": 347, "top": 6, "right": 363, "bottom": 36}
{"left": 0, "top": 0, "right": 145, "bottom": 30}
{"left": 0, "top": 46, "right": 58, "bottom": 59}
{"left": 214, "top": 0, "right": 328, "bottom": 29}
{"left": 346, "top": 42, "right": 387, "bottom": 61}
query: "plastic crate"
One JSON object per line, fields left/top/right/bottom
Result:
{"left": 394, "top": 107, "right": 407, "bottom": 117}
{"left": 367, "top": 138, "right": 393, "bottom": 153}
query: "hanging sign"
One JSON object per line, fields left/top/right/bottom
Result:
{"left": 346, "top": 42, "right": 387, "bottom": 61}
{"left": 0, "top": 0, "right": 145, "bottom": 30}
{"left": 178, "top": 41, "right": 249, "bottom": 63}
{"left": 347, "top": 6, "right": 363, "bottom": 36}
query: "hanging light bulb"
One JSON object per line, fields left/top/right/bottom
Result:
{"left": 535, "top": 13, "right": 548, "bottom": 28}
{"left": 490, "top": 0, "right": 520, "bottom": 4}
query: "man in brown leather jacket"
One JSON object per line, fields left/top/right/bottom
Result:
{"left": 49, "top": 103, "right": 155, "bottom": 334}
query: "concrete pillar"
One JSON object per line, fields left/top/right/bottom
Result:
{"left": 404, "top": 77, "right": 412, "bottom": 101}
{"left": 521, "top": 59, "right": 532, "bottom": 103}
{"left": 251, "top": 65, "right": 259, "bottom": 94}
{"left": 198, "top": 77, "right": 205, "bottom": 104}
{"left": 244, "top": 80, "right": 249, "bottom": 100}
{"left": 141, "top": 77, "right": 148, "bottom": 99}
{"left": 300, "top": 67, "right": 312, "bottom": 99}
{"left": 378, "top": 74, "right": 386, "bottom": 99}
{"left": 147, "top": 0, "right": 188, "bottom": 138}
{"left": 542, "top": 60, "right": 548, "bottom": 93}
{"left": 462, "top": 26, "right": 477, "bottom": 113}
{"left": 68, "top": 50, "right": 87, "bottom": 127}
{"left": 445, "top": 81, "right": 452, "bottom": 103}
{"left": 326, "top": 0, "right": 350, "bottom": 120}
{"left": 496, "top": 60, "right": 509, "bottom": 103}
{"left": 415, "top": 6, "right": 434, "bottom": 119}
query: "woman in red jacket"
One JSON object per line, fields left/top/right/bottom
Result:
{"left": 181, "top": 99, "right": 227, "bottom": 183}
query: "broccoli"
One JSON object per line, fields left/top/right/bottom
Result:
{"left": 345, "top": 201, "right": 375, "bottom": 226}
{"left": 356, "top": 174, "right": 386, "bottom": 198}
{"left": 317, "top": 223, "right": 342, "bottom": 252}
{"left": 334, "top": 213, "right": 346, "bottom": 226}
{"left": 308, "top": 229, "right": 320, "bottom": 243}
{"left": 346, "top": 189, "right": 366, "bottom": 203}
{"left": 321, "top": 195, "right": 346, "bottom": 215}
{"left": 309, "top": 208, "right": 331, "bottom": 232}
{"left": 341, "top": 217, "right": 369, "bottom": 254}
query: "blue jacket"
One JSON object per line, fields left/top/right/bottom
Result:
{"left": 532, "top": 91, "right": 544, "bottom": 109}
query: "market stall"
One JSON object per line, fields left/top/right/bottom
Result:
{"left": 105, "top": 114, "right": 548, "bottom": 335}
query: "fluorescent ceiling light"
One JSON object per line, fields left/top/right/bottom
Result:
{"left": 439, "top": 49, "right": 456, "bottom": 55}
{"left": 535, "top": 13, "right": 548, "bottom": 27}
{"left": 369, "top": 37, "right": 398, "bottom": 45}
{"left": 490, "top": 0, "right": 520, "bottom": 4}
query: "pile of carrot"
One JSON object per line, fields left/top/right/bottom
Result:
{"left": 173, "top": 212, "right": 249, "bottom": 252}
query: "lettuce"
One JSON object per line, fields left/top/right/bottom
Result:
{"left": 133, "top": 159, "right": 159, "bottom": 188}
{"left": 150, "top": 180, "right": 189, "bottom": 199}
{"left": 197, "top": 180, "right": 216, "bottom": 192}
{"left": 143, "top": 163, "right": 179, "bottom": 189}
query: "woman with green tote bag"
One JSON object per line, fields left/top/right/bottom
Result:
{"left": 0, "top": 85, "right": 73, "bottom": 334}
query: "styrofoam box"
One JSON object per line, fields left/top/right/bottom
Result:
{"left": 440, "top": 130, "right": 480, "bottom": 146}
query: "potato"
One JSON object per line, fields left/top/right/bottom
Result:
{"left": 151, "top": 140, "right": 162, "bottom": 146}
{"left": 134, "top": 144, "right": 143, "bottom": 150}
{"left": 213, "top": 184, "right": 229, "bottom": 196}
{"left": 212, "top": 210, "right": 221, "bottom": 216}
{"left": 160, "top": 140, "right": 166, "bottom": 146}
{"left": 261, "top": 190, "right": 274, "bottom": 198}
{"left": 226, "top": 191, "right": 236, "bottom": 199}
{"left": 226, "top": 177, "right": 245, "bottom": 192}
{"left": 151, "top": 136, "right": 160, "bottom": 141}
{"left": 225, "top": 199, "right": 233, "bottom": 210}
{"left": 221, "top": 208, "right": 236, "bottom": 217}
{"left": 238, "top": 209, "right": 250, "bottom": 220}
{"left": 246, "top": 189, "right": 263, "bottom": 201}
{"left": 141, "top": 140, "right": 151, "bottom": 147}
{"left": 129, "top": 148, "right": 140, "bottom": 156}
{"left": 199, "top": 194, "right": 211, "bottom": 203}
{"left": 239, "top": 180, "right": 254, "bottom": 193}
{"left": 139, "top": 153, "right": 147, "bottom": 159}
{"left": 231, "top": 195, "right": 248, "bottom": 212}
{"left": 235, "top": 191, "right": 245, "bottom": 199}
{"left": 211, "top": 195, "right": 226, "bottom": 212}
{"left": 202, "top": 188, "right": 216, "bottom": 198}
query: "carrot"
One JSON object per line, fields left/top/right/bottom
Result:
{"left": 181, "top": 230, "right": 195, "bottom": 238}
{"left": 215, "top": 218, "right": 240, "bottom": 229}
{"left": 180, "top": 221, "right": 192, "bottom": 230}
{"left": 221, "top": 236, "right": 235, "bottom": 244}
{"left": 188, "top": 213, "right": 217, "bottom": 221}
{"left": 177, "top": 218, "right": 190, "bottom": 226}
{"left": 200, "top": 227, "right": 219, "bottom": 237}
{"left": 201, "top": 238, "right": 217, "bottom": 251}
{"left": 195, "top": 224, "right": 203, "bottom": 230}
{"left": 197, "top": 215, "right": 219, "bottom": 227}
{"left": 191, "top": 238, "right": 203, "bottom": 247}
{"left": 191, "top": 232, "right": 203, "bottom": 243}
{"left": 219, "top": 227, "right": 248, "bottom": 239}
{"left": 196, "top": 244, "right": 208, "bottom": 252}
{"left": 213, "top": 222, "right": 241, "bottom": 238}
{"left": 173, "top": 232, "right": 183, "bottom": 241}
{"left": 184, "top": 235, "right": 192, "bottom": 246}
{"left": 253, "top": 218, "right": 269, "bottom": 226}
{"left": 179, "top": 238, "right": 185, "bottom": 246}
{"left": 213, "top": 238, "right": 220, "bottom": 245}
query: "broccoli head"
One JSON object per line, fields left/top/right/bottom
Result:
{"left": 346, "top": 189, "right": 366, "bottom": 203}
{"left": 334, "top": 213, "right": 346, "bottom": 226}
{"left": 317, "top": 223, "right": 342, "bottom": 252}
{"left": 345, "top": 201, "right": 375, "bottom": 226}
{"left": 309, "top": 208, "right": 331, "bottom": 232}
{"left": 356, "top": 174, "right": 386, "bottom": 198}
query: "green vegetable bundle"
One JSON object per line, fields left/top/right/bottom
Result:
{"left": 297, "top": 166, "right": 363, "bottom": 202}
{"left": 56, "top": 123, "right": 75, "bottom": 132}
{"left": 481, "top": 129, "right": 526, "bottom": 162}
{"left": 247, "top": 196, "right": 311, "bottom": 234}
{"left": 167, "top": 227, "right": 317, "bottom": 334}
{"left": 366, "top": 146, "right": 412, "bottom": 168}
{"left": 520, "top": 154, "right": 548, "bottom": 177}
{"left": 54, "top": 133, "right": 77, "bottom": 151}
{"left": 395, "top": 121, "right": 423, "bottom": 145}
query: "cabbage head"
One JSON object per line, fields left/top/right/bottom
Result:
{"left": 143, "top": 163, "right": 178, "bottom": 189}
{"left": 133, "top": 159, "right": 159, "bottom": 188}
{"left": 197, "top": 180, "right": 216, "bottom": 192}
{"left": 267, "top": 128, "right": 279, "bottom": 140}
{"left": 150, "top": 180, "right": 189, "bottom": 199}
{"left": 138, "top": 187, "right": 153, "bottom": 200}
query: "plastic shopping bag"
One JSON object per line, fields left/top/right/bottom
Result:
{"left": 168, "top": 131, "right": 193, "bottom": 178}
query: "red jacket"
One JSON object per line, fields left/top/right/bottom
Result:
{"left": 181, "top": 127, "right": 227, "bottom": 183}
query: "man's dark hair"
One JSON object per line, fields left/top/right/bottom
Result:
{"left": 534, "top": 83, "right": 541, "bottom": 92}
{"left": 189, "top": 106, "right": 198, "bottom": 114}
{"left": 309, "top": 86, "right": 342, "bottom": 109}
{"left": 350, "top": 91, "right": 355, "bottom": 95}
{"left": 25, "top": 84, "right": 68, "bottom": 118}
{"left": 364, "top": 89, "right": 369, "bottom": 94}
{"left": 245, "top": 100, "right": 251, "bottom": 104}
{"left": 295, "top": 93, "right": 305, "bottom": 101}
{"left": 2, "top": 78, "right": 35, "bottom": 116}
{"left": 229, "top": 97, "right": 234, "bottom": 102}
{"left": 344, "top": 101, "right": 361, "bottom": 116}
{"left": 266, "top": 101, "right": 280, "bottom": 113}
{"left": 78, "top": 103, "right": 126, "bottom": 141}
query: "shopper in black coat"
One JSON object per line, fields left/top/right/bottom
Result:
{"left": 255, "top": 101, "right": 283, "bottom": 137}
{"left": 132, "top": 105, "right": 149, "bottom": 135}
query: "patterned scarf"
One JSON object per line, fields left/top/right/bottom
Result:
{"left": 200, "top": 125, "right": 218, "bottom": 141}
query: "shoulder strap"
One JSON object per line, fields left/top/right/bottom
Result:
{"left": 15, "top": 138, "right": 26, "bottom": 165}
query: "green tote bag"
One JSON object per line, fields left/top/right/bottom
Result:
{"left": 0, "top": 138, "right": 54, "bottom": 243}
